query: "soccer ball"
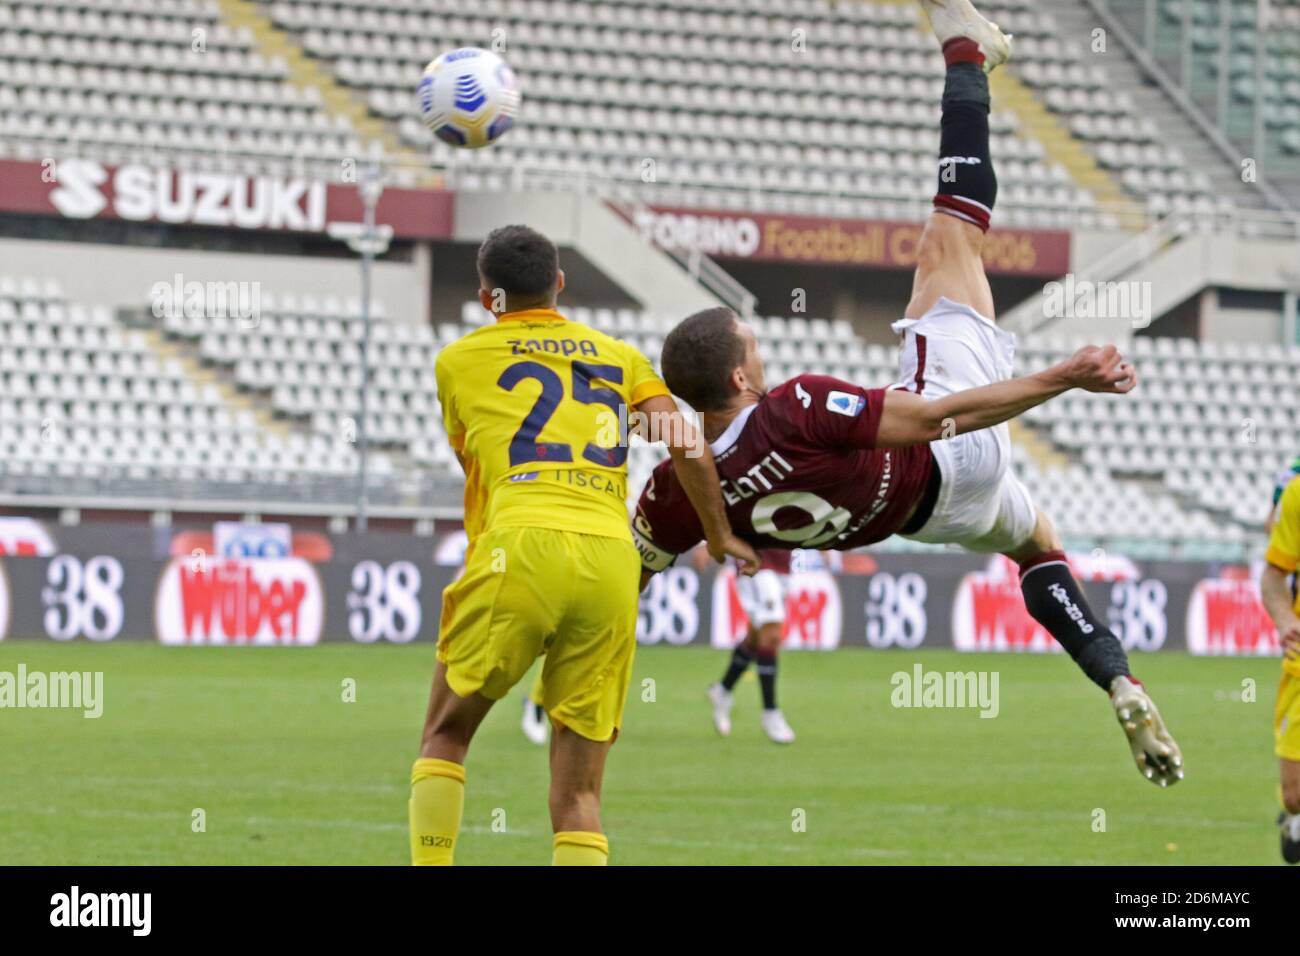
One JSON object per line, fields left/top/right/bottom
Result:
{"left": 417, "top": 47, "right": 521, "bottom": 149}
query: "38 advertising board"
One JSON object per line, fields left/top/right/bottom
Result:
{"left": 0, "top": 521, "right": 1288, "bottom": 660}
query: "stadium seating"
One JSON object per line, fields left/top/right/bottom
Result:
{"left": 1021, "top": 333, "right": 1300, "bottom": 532}
{"left": 3, "top": 0, "right": 1271, "bottom": 226}
{"left": 272, "top": 0, "right": 1242, "bottom": 225}
{"left": 0, "top": 0, "right": 370, "bottom": 178}
{"left": 1138, "top": 0, "right": 1300, "bottom": 172}
{"left": 160, "top": 290, "right": 460, "bottom": 477}
{"left": 2, "top": 266, "right": 1287, "bottom": 557}
{"left": 0, "top": 274, "right": 398, "bottom": 500}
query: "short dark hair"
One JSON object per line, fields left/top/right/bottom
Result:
{"left": 660, "top": 307, "right": 745, "bottom": 411}
{"left": 477, "top": 225, "right": 560, "bottom": 309}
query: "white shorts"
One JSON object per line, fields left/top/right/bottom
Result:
{"left": 891, "top": 297, "right": 1037, "bottom": 554}
{"left": 736, "top": 569, "right": 786, "bottom": 628}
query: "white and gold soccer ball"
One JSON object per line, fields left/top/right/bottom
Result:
{"left": 417, "top": 47, "right": 521, "bottom": 149}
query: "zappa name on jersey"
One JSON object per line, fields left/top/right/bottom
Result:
{"left": 508, "top": 337, "right": 600, "bottom": 357}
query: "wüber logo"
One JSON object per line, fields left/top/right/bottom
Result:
{"left": 50, "top": 886, "right": 150, "bottom": 936}
{"left": 154, "top": 557, "right": 323, "bottom": 645}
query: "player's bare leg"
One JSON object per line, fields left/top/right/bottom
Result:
{"left": 548, "top": 727, "right": 613, "bottom": 865}
{"left": 999, "top": 509, "right": 1185, "bottom": 787}
{"left": 418, "top": 662, "right": 497, "bottom": 761}
{"left": 906, "top": 214, "right": 994, "bottom": 320}
{"left": 1281, "top": 758, "right": 1300, "bottom": 863}
{"left": 410, "top": 662, "right": 497, "bottom": 865}
{"left": 905, "top": 0, "right": 1011, "bottom": 321}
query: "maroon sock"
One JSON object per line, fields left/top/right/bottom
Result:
{"left": 942, "top": 36, "right": 985, "bottom": 69}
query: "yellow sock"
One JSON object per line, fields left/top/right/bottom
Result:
{"left": 552, "top": 831, "right": 609, "bottom": 866}
{"left": 409, "top": 757, "right": 466, "bottom": 866}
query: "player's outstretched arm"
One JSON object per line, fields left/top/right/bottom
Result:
{"left": 635, "top": 394, "right": 760, "bottom": 574}
{"left": 1261, "top": 564, "right": 1300, "bottom": 659}
{"left": 875, "top": 345, "right": 1137, "bottom": 447}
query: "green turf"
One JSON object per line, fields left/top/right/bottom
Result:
{"left": 0, "top": 642, "right": 1286, "bottom": 865}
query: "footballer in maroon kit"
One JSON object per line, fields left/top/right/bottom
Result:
{"left": 634, "top": 0, "right": 1185, "bottom": 787}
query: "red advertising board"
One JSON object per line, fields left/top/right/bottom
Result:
{"left": 0, "top": 158, "right": 454, "bottom": 240}
{"left": 623, "top": 204, "right": 1071, "bottom": 277}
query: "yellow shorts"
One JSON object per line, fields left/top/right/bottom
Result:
{"left": 437, "top": 526, "right": 641, "bottom": 742}
{"left": 1275, "top": 671, "right": 1300, "bottom": 761}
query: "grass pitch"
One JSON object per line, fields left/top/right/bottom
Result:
{"left": 0, "top": 642, "right": 1285, "bottom": 865}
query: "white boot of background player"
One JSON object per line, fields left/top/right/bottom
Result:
{"left": 520, "top": 697, "right": 549, "bottom": 747}
{"left": 761, "top": 709, "right": 796, "bottom": 745}
{"left": 708, "top": 683, "right": 734, "bottom": 737}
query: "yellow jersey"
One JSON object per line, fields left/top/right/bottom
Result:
{"left": 1265, "top": 477, "right": 1300, "bottom": 678}
{"left": 435, "top": 308, "right": 670, "bottom": 542}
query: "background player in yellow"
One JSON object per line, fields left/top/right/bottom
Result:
{"left": 410, "top": 225, "right": 759, "bottom": 866}
{"left": 1260, "top": 476, "right": 1300, "bottom": 863}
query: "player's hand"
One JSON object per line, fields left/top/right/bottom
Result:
{"left": 1280, "top": 620, "right": 1300, "bottom": 662}
{"left": 1061, "top": 345, "right": 1138, "bottom": 394}
{"left": 707, "top": 533, "right": 760, "bottom": 575}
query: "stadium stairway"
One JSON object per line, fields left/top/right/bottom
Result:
{"left": 140, "top": 326, "right": 292, "bottom": 442}
{"left": 215, "top": 0, "right": 431, "bottom": 182}
{"left": 1008, "top": 418, "right": 1071, "bottom": 472}
{"left": 1041, "top": 0, "right": 1273, "bottom": 212}
{"left": 987, "top": 67, "right": 1143, "bottom": 228}
{"left": 452, "top": 190, "right": 724, "bottom": 316}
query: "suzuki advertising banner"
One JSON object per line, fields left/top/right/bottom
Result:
{"left": 0, "top": 159, "right": 454, "bottom": 240}
{"left": 0, "top": 520, "right": 1288, "bottom": 659}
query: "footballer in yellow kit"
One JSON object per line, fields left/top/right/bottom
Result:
{"left": 409, "top": 225, "right": 756, "bottom": 868}
{"left": 434, "top": 300, "right": 666, "bottom": 740}
{"left": 1260, "top": 474, "right": 1300, "bottom": 863}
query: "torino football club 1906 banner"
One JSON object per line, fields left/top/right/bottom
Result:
{"left": 0, "top": 517, "right": 1289, "bottom": 661}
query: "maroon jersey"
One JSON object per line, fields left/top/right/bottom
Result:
{"left": 728, "top": 547, "right": 792, "bottom": 574}
{"left": 757, "top": 548, "right": 792, "bottom": 574}
{"left": 633, "top": 374, "right": 935, "bottom": 571}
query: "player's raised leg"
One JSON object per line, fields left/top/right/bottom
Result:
{"left": 905, "top": 0, "right": 1011, "bottom": 321}
{"left": 999, "top": 509, "right": 1184, "bottom": 787}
